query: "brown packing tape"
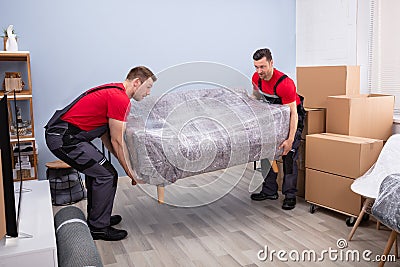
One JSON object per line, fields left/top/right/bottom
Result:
{"left": 317, "top": 133, "right": 383, "bottom": 144}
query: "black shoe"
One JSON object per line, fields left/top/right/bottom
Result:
{"left": 110, "top": 215, "right": 122, "bottom": 226}
{"left": 282, "top": 198, "right": 296, "bottom": 210}
{"left": 90, "top": 226, "right": 128, "bottom": 241}
{"left": 251, "top": 192, "right": 279, "bottom": 201}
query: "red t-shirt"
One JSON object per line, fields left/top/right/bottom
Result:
{"left": 252, "top": 68, "right": 300, "bottom": 105}
{"left": 61, "top": 83, "right": 130, "bottom": 131}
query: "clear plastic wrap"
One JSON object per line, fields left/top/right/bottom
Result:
{"left": 371, "top": 173, "right": 400, "bottom": 232}
{"left": 351, "top": 134, "right": 400, "bottom": 198}
{"left": 124, "top": 87, "right": 290, "bottom": 185}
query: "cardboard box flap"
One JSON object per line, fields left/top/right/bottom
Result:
{"left": 316, "top": 133, "right": 382, "bottom": 144}
{"left": 328, "top": 94, "right": 394, "bottom": 100}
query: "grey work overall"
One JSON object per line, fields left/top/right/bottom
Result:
{"left": 258, "top": 75, "right": 306, "bottom": 198}
{"left": 45, "top": 85, "right": 123, "bottom": 228}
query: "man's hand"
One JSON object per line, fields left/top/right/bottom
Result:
{"left": 129, "top": 171, "right": 145, "bottom": 186}
{"left": 279, "top": 139, "right": 294, "bottom": 156}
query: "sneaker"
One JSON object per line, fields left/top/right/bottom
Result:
{"left": 90, "top": 226, "right": 128, "bottom": 241}
{"left": 250, "top": 192, "right": 279, "bottom": 201}
{"left": 110, "top": 215, "right": 122, "bottom": 226}
{"left": 282, "top": 198, "right": 296, "bottom": 210}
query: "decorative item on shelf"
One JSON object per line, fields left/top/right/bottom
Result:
{"left": 3, "top": 72, "right": 24, "bottom": 93}
{"left": 2, "top": 25, "right": 18, "bottom": 51}
{"left": 10, "top": 106, "right": 31, "bottom": 137}
{"left": 15, "top": 161, "right": 31, "bottom": 179}
{"left": 10, "top": 121, "right": 31, "bottom": 137}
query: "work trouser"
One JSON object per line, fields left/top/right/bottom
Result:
{"left": 45, "top": 123, "right": 118, "bottom": 228}
{"left": 261, "top": 104, "right": 305, "bottom": 199}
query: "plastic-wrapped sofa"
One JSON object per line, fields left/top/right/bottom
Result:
{"left": 124, "top": 87, "right": 289, "bottom": 189}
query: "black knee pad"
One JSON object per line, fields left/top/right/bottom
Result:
{"left": 283, "top": 150, "right": 295, "bottom": 174}
{"left": 101, "top": 159, "right": 118, "bottom": 187}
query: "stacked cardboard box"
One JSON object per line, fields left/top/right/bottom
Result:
{"left": 326, "top": 94, "right": 394, "bottom": 141}
{"left": 297, "top": 65, "right": 360, "bottom": 109}
{"left": 305, "top": 134, "right": 383, "bottom": 216}
{"left": 296, "top": 65, "right": 393, "bottom": 215}
{"left": 292, "top": 66, "right": 361, "bottom": 200}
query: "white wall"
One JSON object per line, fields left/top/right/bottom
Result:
{"left": 0, "top": 0, "right": 296, "bottom": 179}
{"left": 296, "top": 0, "right": 369, "bottom": 93}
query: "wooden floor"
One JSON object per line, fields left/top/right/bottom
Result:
{"left": 53, "top": 164, "right": 399, "bottom": 267}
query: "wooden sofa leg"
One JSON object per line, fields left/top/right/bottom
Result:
{"left": 271, "top": 160, "right": 278, "bottom": 173}
{"left": 157, "top": 185, "right": 165, "bottom": 204}
{"left": 348, "top": 198, "right": 373, "bottom": 241}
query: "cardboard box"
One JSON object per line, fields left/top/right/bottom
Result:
{"left": 305, "top": 168, "right": 362, "bottom": 216}
{"left": 326, "top": 94, "right": 395, "bottom": 141}
{"left": 306, "top": 133, "right": 383, "bottom": 179}
{"left": 297, "top": 66, "right": 360, "bottom": 108}
{"left": 277, "top": 160, "right": 305, "bottom": 198}
{"left": 301, "top": 108, "right": 326, "bottom": 139}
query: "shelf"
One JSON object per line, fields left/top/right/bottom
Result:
{"left": 10, "top": 137, "right": 35, "bottom": 143}
{"left": 0, "top": 51, "right": 32, "bottom": 95}
{"left": 1, "top": 51, "right": 37, "bottom": 180}
{"left": 0, "top": 51, "right": 30, "bottom": 61}
{"left": 0, "top": 94, "right": 32, "bottom": 99}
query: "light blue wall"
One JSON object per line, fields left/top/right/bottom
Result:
{"left": 0, "top": 0, "right": 296, "bottom": 179}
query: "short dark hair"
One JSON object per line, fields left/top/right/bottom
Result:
{"left": 126, "top": 66, "right": 157, "bottom": 83}
{"left": 253, "top": 48, "right": 273, "bottom": 61}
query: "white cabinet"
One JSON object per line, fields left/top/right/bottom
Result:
{"left": 0, "top": 180, "right": 57, "bottom": 267}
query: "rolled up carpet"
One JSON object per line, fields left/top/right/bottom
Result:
{"left": 54, "top": 206, "right": 103, "bottom": 267}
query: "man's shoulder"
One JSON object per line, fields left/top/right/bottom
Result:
{"left": 274, "top": 69, "right": 294, "bottom": 84}
{"left": 251, "top": 72, "right": 259, "bottom": 81}
{"left": 89, "top": 83, "right": 125, "bottom": 91}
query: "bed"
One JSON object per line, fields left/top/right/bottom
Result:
{"left": 124, "top": 87, "right": 290, "bottom": 194}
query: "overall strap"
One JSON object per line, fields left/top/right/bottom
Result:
{"left": 257, "top": 74, "right": 288, "bottom": 97}
{"left": 83, "top": 84, "right": 124, "bottom": 97}
{"left": 273, "top": 74, "right": 287, "bottom": 96}
{"left": 45, "top": 84, "right": 124, "bottom": 130}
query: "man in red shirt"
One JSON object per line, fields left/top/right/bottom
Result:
{"left": 250, "top": 48, "right": 305, "bottom": 210}
{"left": 45, "top": 66, "right": 156, "bottom": 240}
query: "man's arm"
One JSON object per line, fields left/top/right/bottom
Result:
{"left": 278, "top": 101, "right": 298, "bottom": 155}
{"left": 108, "top": 118, "right": 138, "bottom": 185}
{"left": 252, "top": 85, "right": 262, "bottom": 100}
{"left": 100, "top": 131, "right": 116, "bottom": 156}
